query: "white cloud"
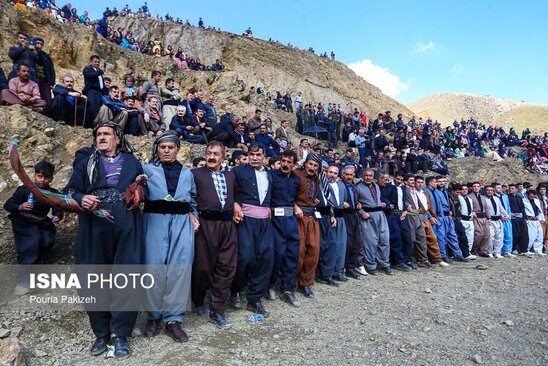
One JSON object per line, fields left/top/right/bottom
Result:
{"left": 412, "top": 41, "right": 438, "bottom": 54}
{"left": 451, "top": 64, "right": 465, "bottom": 74}
{"left": 347, "top": 59, "right": 409, "bottom": 98}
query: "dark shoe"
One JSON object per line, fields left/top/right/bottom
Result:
{"left": 479, "top": 252, "right": 491, "bottom": 258}
{"left": 266, "top": 287, "right": 278, "bottom": 301}
{"left": 280, "top": 291, "right": 301, "bottom": 307}
{"left": 442, "top": 257, "right": 453, "bottom": 264}
{"left": 111, "top": 336, "right": 131, "bottom": 359}
{"left": 230, "top": 291, "right": 242, "bottom": 308}
{"left": 395, "top": 263, "right": 412, "bottom": 271}
{"left": 90, "top": 336, "right": 109, "bottom": 356}
{"left": 346, "top": 269, "right": 361, "bottom": 279}
{"left": 383, "top": 267, "right": 394, "bottom": 276}
{"left": 195, "top": 305, "right": 206, "bottom": 317}
{"left": 454, "top": 257, "right": 470, "bottom": 263}
{"left": 419, "top": 260, "right": 432, "bottom": 268}
{"left": 143, "top": 319, "right": 161, "bottom": 337}
{"left": 209, "top": 311, "right": 231, "bottom": 330}
{"left": 165, "top": 322, "right": 189, "bottom": 342}
{"left": 247, "top": 301, "right": 270, "bottom": 318}
{"left": 317, "top": 277, "right": 340, "bottom": 287}
{"left": 365, "top": 269, "right": 378, "bottom": 276}
{"left": 299, "top": 286, "right": 315, "bottom": 298}
{"left": 408, "top": 262, "right": 419, "bottom": 270}
{"left": 333, "top": 273, "right": 348, "bottom": 282}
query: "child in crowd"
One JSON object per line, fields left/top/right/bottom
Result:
{"left": 4, "top": 161, "right": 63, "bottom": 267}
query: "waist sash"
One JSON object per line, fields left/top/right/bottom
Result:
{"left": 242, "top": 203, "right": 270, "bottom": 219}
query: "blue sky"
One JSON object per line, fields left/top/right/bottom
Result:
{"left": 68, "top": 0, "right": 547, "bottom": 104}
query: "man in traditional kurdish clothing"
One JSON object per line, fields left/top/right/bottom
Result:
{"left": 268, "top": 150, "right": 302, "bottom": 307}
{"left": 467, "top": 182, "right": 491, "bottom": 257}
{"left": 191, "top": 141, "right": 238, "bottom": 329}
{"left": 142, "top": 132, "right": 199, "bottom": 343}
{"left": 230, "top": 143, "right": 273, "bottom": 317}
{"left": 355, "top": 169, "right": 392, "bottom": 275}
{"left": 402, "top": 174, "right": 431, "bottom": 268}
{"left": 341, "top": 165, "right": 365, "bottom": 279}
{"left": 484, "top": 184, "right": 509, "bottom": 258}
{"left": 65, "top": 121, "right": 144, "bottom": 359}
{"left": 294, "top": 153, "right": 322, "bottom": 298}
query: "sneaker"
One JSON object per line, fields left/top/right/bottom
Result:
{"left": 209, "top": 312, "right": 231, "bottom": 330}
{"left": 280, "top": 291, "right": 301, "bottom": 307}
{"left": 519, "top": 252, "right": 533, "bottom": 257}
{"left": 230, "top": 291, "right": 242, "bottom": 308}
{"left": 408, "top": 262, "right": 419, "bottom": 270}
{"left": 454, "top": 257, "right": 470, "bottom": 263}
{"left": 494, "top": 253, "right": 504, "bottom": 259}
{"left": 395, "top": 263, "right": 412, "bottom": 271}
{"left": 266, "top": 287, "right": 278, "bottom": 301}
{"left": 511, "top": 250, "right": 518, "bottom": 255}
{"left": 356, "top": 266, "right": 368, "bottom": 276}
{"left": 333, "top": 273, "right": 348, "bottom": 282}
{"left": 195, "top": 306, "right": 206, "bottom": 317}
{"left": 465, "top": 255, "right": 477, "bottom": 260}
{"left": 439, "top": 261, "right": 450, "bottom": 267}
{"left": 535, "top": 252, "right": 547, "bottom": 257}
{"left": 503, "top": 253, "right": 517, "bottom": 258}
{"left": 486, "top": 253, "right": 494, "bottom": 258}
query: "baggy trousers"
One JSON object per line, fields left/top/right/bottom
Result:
{"left": 385, "top": 215, "right": 407, "bottom": 265}
{"left": 461, "top": 219, "right": 475, "bottom": 252}
{"left": 402, "top": 215, "right": 428, "bottom": 263}
{"left": 472, "top": 217, "right": 490, "bottom": 254}
{"left": 333, "top": 216, "right": 347, "bottom": 277}
{"left": 297, "top": 215, "right": 320, "bottom": 287}
{"left": 488, "top": 220, "right": 504, "bottom": 255}
{"left": 192, "top": 219, "right": 237, "bottom": 315}
{"left": 438, "top": 216, "right": 464, "bottom": 259}
{"left": 453, "top": 219, "right": 471, "bottom": 258}
{"left": 271, "top": 216, "right": 300, "bottom": 292}
{"left": 527, "top": 220, "right": 544, "bottom": 253}
{"left": 501, "top": 219, "right": 513, "bottom": 255}
{"left": 421, "top": 218, "right": 442, "bottom": 263}
{"left": 317, "top": 214, "right": 337, "bottom": 280}
{"left": 360, "top": 212, "right": 390, "bottom": 270}
{"left": 231, "top": 217, "right": 274, "bottom": 303}
{"left": 511, "top": 218, "right": 529, "bottom": 254}
{"left": 344, "top": 212, "right": 362, "bottom": 271}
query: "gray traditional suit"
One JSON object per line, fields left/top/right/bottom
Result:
{"left": 403, "top": 186, "right": 428, "bottom": 263}
{"left": 355, "top": 182, "right": 390, "bottom": 270}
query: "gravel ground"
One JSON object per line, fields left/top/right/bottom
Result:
{"left": 1, "top": 255, "right": 547, "bottom": 366}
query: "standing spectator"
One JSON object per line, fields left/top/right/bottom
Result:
{"left": 33, "top": 37, "right": 55, "bottom": 104}
{"left": 198, "top": 17, "right": 204, "bottom": 28}
{"left": 82, "top": 55, "right": 105, "bottom": 128}
{"left": 8, "top": 32, "right": 38, "bottom": 81}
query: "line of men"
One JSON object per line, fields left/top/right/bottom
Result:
{"left": 65, "top": 121, "right": 547, "bottom": 360}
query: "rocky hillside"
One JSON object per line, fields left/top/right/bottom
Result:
{"left": 0, "top": 2, "right": 414, "bottom": 120}
{"left": 407, "top": 92, "right": 548, "bottom": 131}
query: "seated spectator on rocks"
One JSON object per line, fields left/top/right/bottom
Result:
{"left": 94, "top": 85, "right": 130, "bottom": 126}
{"left": 122, "top": 96, "right": 147, "bottom": 136}
{"left": 102, "top": 77, "right": 111, "bottom": 95}
{"left": 188, "top": 107, "right": 212, "bottom": 141}
{"left": 246, "top": 109, "right": 262, "bottom": 134}
{"left": 0, "top": 63, "right": 46, "bottom": 110}
{"left": 0, "top": 66, "right": 8, "bottom": 91}
{"left": 169, "top": 105, "right": 206, "bottom": 144}
{"left": 203, "top": 94, "right": 218, "bottom": 127}
{"left": 430, "top": 153, "right": 449, "bottom": 175}
{"left": 160, "top": 78, "right": 181, "bottom": 125}
{"left": 255, "top": 124, "right": 281, "bottom": 157}
{"left": 245, "top": 131, "right": 256, "bottom": 146}
{"left": 173, "top": 48, "right": 188, "bottom": 69}
{"left": 142, "top": 96, "right": 165, "bottom": 136}
{"left": 189, "top": 89, "right": 206, "bottom": 113}
{"left": 211, "top": 59, "right": 224, "bottom": 71}
{"left": 192, "top": 156, "right": 207, "bottom": 168}
{"left": 209, "top": 114, "right": 241, "bottom": 148}
{"left": 140, "top": 70, "right": 161, "bottom": 106}
{"left": 120, "top": 75, "right": 141, "bottom": 106}
{"left": 47, "top": 73, "right": 87, "bottom": 125}
{"left": 275, "top": 120, "right": 290, "bottom": 148}
{"left": 220, "top": 104, "right": 234, "bottom": 125}
{"left": 8, "top": 32, "right": 38, "bottom": 82}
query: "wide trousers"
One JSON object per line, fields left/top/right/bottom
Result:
{"left": 421, "top": 218, "right": 441, "bottom": 263}
{"left": 271, "top": 216, "right": 300, "bottom": 292}
{"left": 472, "top": 217, "right": 490, "bottom": 255}
{"left": 231, "top": 217, "right": 274, "bottom": 303}
{"left": 360, "top": 212, "right": 390, "bottom": 270}
{"left": 317, "top": 214, "right": 337, "bottom": 280}
{"left": 297, "top": 215, "right": 320, "bottom": 287}
{"left": 344, "top": 213, "right": 362, "bottom": 271}
{"left": 488, "top": 220, "right": 504, "bottom": 255}
{"left": 511, "top": 218, "right": 529, "bottom": 254}
{"left": 192, "top": 219, "right": 237, "bottom": 315}
{"left": 527, "top": 220, "right": 544, "bottom": 253}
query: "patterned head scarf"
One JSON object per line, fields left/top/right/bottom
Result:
{"left": 150, "top": 131, "right": 180, "bottom": 165}
{"left": 87, "top": 121, "right": 133, "bottom": 187}
{"left": 305, "top": 153, "right": 334, "bottom": 206}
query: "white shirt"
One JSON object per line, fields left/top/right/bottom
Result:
{"left": 329, "top": 181, "right": 340, "bottom": 206}
{"left": 94, "top": 67, "right": 104, "bottom": 89}
{"left": 396, "top": 185, "right": 404, "bottom": 210}
{"left": 255, "top": 168, "right": 269, "bottom": 205}
{"left": 459, "top": 195, "right": 471, "bottom": 216}
{"left": 417, "top": 190, "right": 428, "bottom": 210}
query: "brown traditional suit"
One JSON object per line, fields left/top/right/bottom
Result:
{"left": 467, "top": 192, "right": 491, "bottom": 255}
{"left": 417, "top": 190, "right": 442, "bottom": 263}
{"left": 191, "top": 167, "right": 238, "bottom": 315}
